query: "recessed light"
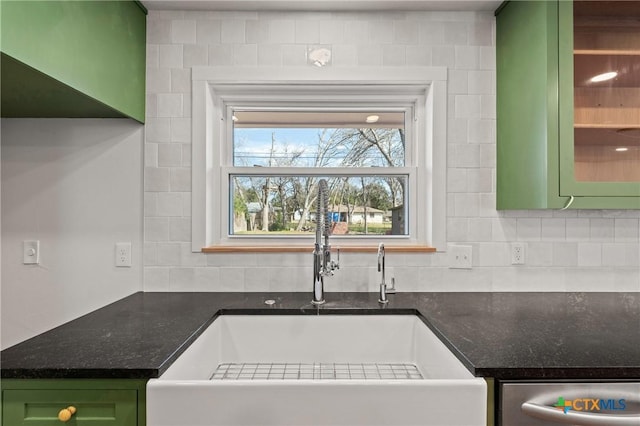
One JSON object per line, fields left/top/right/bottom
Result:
{"left": 365, "top": 115, "right": 379, "bottom": 124}
{"left": 590, "top": 71, "right": 617, "bottom": 83}
{"left": 615, "top": 147, "right": 629, "bottom": 152}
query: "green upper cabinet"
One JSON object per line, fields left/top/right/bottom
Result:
{"left": 0, "top": 1, "right": 146, "bottom": 123}
{"left": 496, "top": 1, "right": 640, "bottom": 209}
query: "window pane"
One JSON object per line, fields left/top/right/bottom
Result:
{"left": 230, "top": 175, "right": 408, "bottom": 236}
{"left": 232, "top": 111, "right": 405, "bottom": 168}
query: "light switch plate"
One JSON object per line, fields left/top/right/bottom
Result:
{"left": 23, "top": 240, "right": 40, "bottom": 265}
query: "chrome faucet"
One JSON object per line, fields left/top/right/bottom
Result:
{"left": 312, "top": 179, "right": 339, "bottom": 305}
{"left": 377, "top": 243, "right": 396, "bottom": 304}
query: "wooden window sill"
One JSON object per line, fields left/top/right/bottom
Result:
{"left": 202, "top": 245, "right": 436, "bottom": 253}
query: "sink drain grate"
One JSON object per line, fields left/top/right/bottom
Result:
{"left": 210, "top": 363, "right": 424, "bottom": 380}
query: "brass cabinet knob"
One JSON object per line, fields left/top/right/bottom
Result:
{"left": 58, "top": 406, "right": 77, "bottom": 422}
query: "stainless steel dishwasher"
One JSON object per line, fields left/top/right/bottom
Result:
{"left": 500, "top": 381, "right": 640, "bottom": 425}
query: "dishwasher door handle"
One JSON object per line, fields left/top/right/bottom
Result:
{"left": 522, "top": 402, "right": 640, "bottom": 426}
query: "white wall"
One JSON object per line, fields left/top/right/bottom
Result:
{"left": 143, "top": 9, "right": 636, "bottom": 293}
{"left": 1, "top": 119, "right": 144, "bottom": 349}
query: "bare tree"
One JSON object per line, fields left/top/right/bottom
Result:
{"left": 294, "top": 129, "right": 345, "bottom": 231}
{"left": 234, "top": 125, "right": 404, "bottom": 234}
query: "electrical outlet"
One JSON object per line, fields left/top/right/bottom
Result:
{"left": 115, "top": 242, "right": 132, "bottom": 267}
{"left": 448, "top": 245, "right": 472, "bottom": 269}
{"left": 23, "top": 240, "right": 40, "bottom": 265}
{"left": 511, "top": 242, "right": 526, "bottom": 265}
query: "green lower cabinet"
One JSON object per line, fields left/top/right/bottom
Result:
{"left": 1, "top": 379, "right": 146, "bottom": 426}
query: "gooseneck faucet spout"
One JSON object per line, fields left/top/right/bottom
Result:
{"left": 378, "top": 242, "right": 386, "bottom": 288}
{"left": 378, "top": 242, "right": 395, "bottom": 304}
{"left": 312, "top": 179, "right": 339, "bottom": 305}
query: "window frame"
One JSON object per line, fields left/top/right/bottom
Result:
{"left": 191, "top": 67, "right": 447, "bottom": 252}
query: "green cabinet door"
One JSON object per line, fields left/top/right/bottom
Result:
{"left": 3, "top": 389, "right": 136, "bottom": 425}
{"left": 496, "top": 0, "right": 562, "bottom": 209}
{"left": 557, "top": 1, "right": 640, "bottom": 203}
{"left": 1, "top": 380, "right": 146, "bottom": 426}
{"left": 496, "top": 0, "right": 640, "bottom": 209}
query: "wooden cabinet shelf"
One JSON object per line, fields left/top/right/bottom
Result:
{"left": 575, "top": 49, "right": 640, "bottom": 55}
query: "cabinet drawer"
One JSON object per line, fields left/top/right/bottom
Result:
{"left": 3, "top": 389, "right": 137, "bottom": 425}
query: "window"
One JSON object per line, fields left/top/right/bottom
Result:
{"left": 230, "top": 109, "right": 409, "bottom": 237}
{"left": 192, "top": 67, "right": 447, "bottom": 251}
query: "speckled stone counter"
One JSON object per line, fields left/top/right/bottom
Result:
{"left": 2, "top": 292, "right": 639, "bottom": 380}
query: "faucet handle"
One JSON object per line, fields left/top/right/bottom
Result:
{"left": 332, "top": 248, "right": 340, "bottom": 270}
{"left": 386, "top": 277, "right": 396, "bottom": 294}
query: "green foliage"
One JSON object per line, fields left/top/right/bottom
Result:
{"left": 268, "top": 222, "right": 287, "bottom": 232}
{"left": 233, "top": 195, "right": 247, "bottom": 215}
{"left": 348, "top": 223, "right": 391, "bottom": 235}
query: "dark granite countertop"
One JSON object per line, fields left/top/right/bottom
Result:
{"left": 2, "top": 292, "right": 639, "bottom": 380}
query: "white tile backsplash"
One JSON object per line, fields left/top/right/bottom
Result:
{"left": 158, "top": 143, "right": 182, "bottom": 167}
{"left": 169, "top": 218, "right": 191, "bottom": 242}
{"left": 615, "top": 218, "right": 640, "bottom": 242}
{"left": 541, "top": 218, "right": 566, "bottom": 241}
{"left": 144, "top": 267, "right": 171, "bottom": 291}
{"left": 170, "top": 117, "right": 191, "bottom": 143}
{"left": 258, "top": 44, "right": 283, "bottom": 66}
{"left": 552, "top": 242, "right": 578, "bottom": 267}
{"left": 145, "top": 143, "right": 159, "bottom": 167}
{"left": 208, "top": 44, "right": 233, "bottom": 65}
{"left": 221, "top": 20, "right": 246, "bottom": 43}
{"left": 566, "top": 218, "right": 591, "bottom": 241}
{"left": 517, "top": 218, "right": 541, "bottom": 241}
{"left": 145, "top": 117, "right": 171, "bottom": 142}
{"left": 146, "top": 68, "right": 172, "bottom": 96}
{"left": 171, "top": 69, "right": 191, "bottom": 93}
{"left": 170, "top": 168, "right": 191, "bottom": 192}
{"left": 331, "top": 44, "right": 357, "bottom": 67}
{"left": 233, "top": 44, "right": 258, "bottom": 66}
{"left": 578, "top": 243, "right": 603, "bottom": 267}
{"left": 172, "top": 19, "right": 196, "bottom": 44}
{"left": 269, "top": 19, "right": 296, "bottom": 43}
{"left": 183, "top": 44, "right": 208, "bottom": 67}
{"left": 196, "top": 19, "right": 221, "bottom": 44}
{"left": 590, "top": 218, "right": 615, "bottom": 241}
{"left": 393, "top": 20, "right": 419, "bottom": 44}
{"left": 145, "top": 217, "right": 170, "bottom": 242}
{"left": 382, "top": 44, "right": 406, "bottom": 66}
{"left": 281, "top": 44, "right": 306, "bottom": 66}
{"left": 144, "top": 167, "right": 170, "bottom": 192}
{"left": 157, "top": 93, "right": 183, "bottom": 117}
{"left": 295, "top": 20, "right": 320, "bottom": 43}
{"left": 144, "top": 9, "right": 640, "bottom": 292}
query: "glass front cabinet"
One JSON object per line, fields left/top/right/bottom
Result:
{"left": 497, "top": 0, "right": 640, "bottom": 209}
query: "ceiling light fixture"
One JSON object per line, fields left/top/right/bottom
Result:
{"left": 590, "top": 71, "right": 618, "bottom": 83}
{"left": 615, "top": 147, "right": 629, "bottom": 152}
{"left": 307, "top": 47, "right": 332, "bottom": 67}
{"left": 365, "top": 115, "right": 379, "bottom": 124}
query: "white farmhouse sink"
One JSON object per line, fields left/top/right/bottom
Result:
{"left": 147, "top": 315, "right": 486, "bottom": 426}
